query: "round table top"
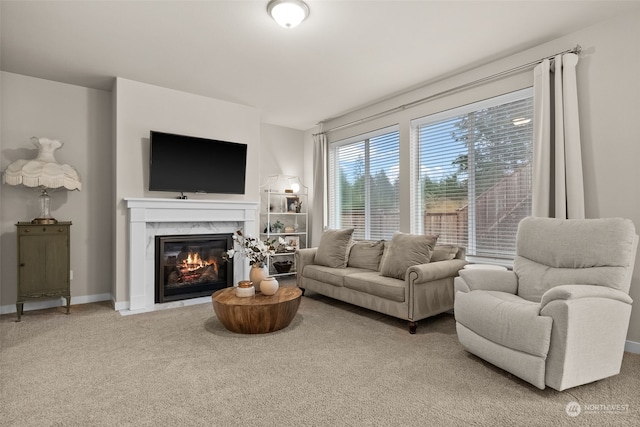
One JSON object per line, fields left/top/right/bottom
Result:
{"left": 212, "top": 286, "right": 302, "bottom": 306}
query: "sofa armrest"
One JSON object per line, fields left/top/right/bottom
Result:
{"left": 455, "top": 269, "right": 518, "bottom": 294}
{"left": 295, "top": 248, "right": 317, "bottom": 287}
{"left": 540, "top": 284, "right": 633, "bottom": 310}
{"left": 407, "top": 259, "right": 467, "bottom": 284}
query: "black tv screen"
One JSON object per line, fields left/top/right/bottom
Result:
{"left": 149, "top": 131, "right": 247, "bottom": 195}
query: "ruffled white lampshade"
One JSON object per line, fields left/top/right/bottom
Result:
{"left": 3, "top": 137, "right": 82, "bottom": 191}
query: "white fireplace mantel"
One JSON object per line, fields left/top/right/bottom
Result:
{"left": 123, "top": 198, "right": 258, "bottom": 313}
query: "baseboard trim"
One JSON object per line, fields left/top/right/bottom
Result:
{"left": 625, "top": 340, "right": 640, "bottom": 354}
{"left": 0, "top": 293, "right": 112, "bottom": 315}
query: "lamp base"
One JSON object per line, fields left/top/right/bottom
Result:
{"left": 31, "top": 217, "right": 58, "bottom": 225}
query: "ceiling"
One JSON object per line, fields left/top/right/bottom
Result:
{"left": 2, "top": 1, "right": 640, "bottom": 131}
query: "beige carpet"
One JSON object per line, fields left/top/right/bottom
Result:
{"left": 1, "top": 285, "right": 639, "bottom": 426}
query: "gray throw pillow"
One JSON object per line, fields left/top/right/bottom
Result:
{"left": 379, "top": 232, "right": 438, "bottom": 280}
{"left": 314, "top": 228, "right": 355, "bottom": 268}
{"left": 430, "top": 245, "right": 459, "bottom": 262}
{"left": 347, "top": 240, "right": 384, "bottom": 270}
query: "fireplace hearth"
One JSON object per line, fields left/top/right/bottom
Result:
{"left": 155, "top": 234, "right": 233, "bottom": 303}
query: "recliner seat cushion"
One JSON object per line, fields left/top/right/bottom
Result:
{"left": 514, "top": 257, "right": 629, "bottom": 302}
{"left": 455, "top": 290, "right": 552, "bottom": 358}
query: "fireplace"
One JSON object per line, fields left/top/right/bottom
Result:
{"left": 155, "top": 234, "right": 233, "bottom": 303}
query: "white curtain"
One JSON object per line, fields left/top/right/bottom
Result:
{"left": 312, "top": 132, "right": 328, "bottom": 245}
{"left": 532, "top": 53, "right": 585, "bottom": 219}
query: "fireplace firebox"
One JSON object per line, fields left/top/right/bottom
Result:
{"left": 155, "top": 234, "right": 233, "bottom": 303}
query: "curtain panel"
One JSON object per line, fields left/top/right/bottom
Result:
{"left": 312, "top": 133, "right": 328, "bottom": 245}
{"left": 532, "top": 53, "right": 585, "bottom": 219}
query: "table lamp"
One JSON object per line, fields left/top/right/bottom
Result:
{"left": 2, "top": 137, "right": 82, "bottom": 224}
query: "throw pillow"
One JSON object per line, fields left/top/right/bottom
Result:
{"left": 379, "top": 232, "right": 438, "bottom": 280}
{"left": 430, "top": 245, "right": 459, "bottom": 262}
{"left": 347, "top": 240, "right": 385, "bottom": 270}
{"left": 314, "top": 228, "right": 355, "bottom": 268}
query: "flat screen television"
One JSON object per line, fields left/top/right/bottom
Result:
{"left": 149, "top": 131, "right": 247, "bottom": 195}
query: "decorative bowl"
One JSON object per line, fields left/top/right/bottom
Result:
{"left": 273, "top": 260, "right": 293, "bottom": 274}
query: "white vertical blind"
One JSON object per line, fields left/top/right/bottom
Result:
{"left": 412, "top": 88, "right": 533, "bottom": 259}
{"left": 329, "top": 127, "right": 400, "bottom": 240}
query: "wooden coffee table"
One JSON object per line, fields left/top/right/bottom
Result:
{"left": 212, "top": 286, "right": 302, "bottom": 334}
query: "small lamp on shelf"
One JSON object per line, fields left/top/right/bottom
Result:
{"left": 2, "top": 137, "right": 82, "bottom": 224}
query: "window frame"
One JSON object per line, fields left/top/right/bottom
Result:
{"left": 328, "top": 125, "right": 400, "bottom": 240}
{"left": 410, "top": 87, "right": 534, "bottom": 264}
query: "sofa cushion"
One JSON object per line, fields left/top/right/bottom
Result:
{"left": 302, "top": 265, "right": 369, "bottom": 287}
{"left": 454, "top": 290, "right": 552, "bottom": 357}
{"left": 430, "top": 245, "right": 459, "bottom": 262}
{"left": 379, "top": 232, "right": 438, "bottom": 280}
{"left": 348, "top": 240, "right": 384, "bottom": 270}
{"left": 344, "top": 271, "right": 406, "bottom": 302}
{"left": 314, "top": 228, "right": 354, "bottom": 268}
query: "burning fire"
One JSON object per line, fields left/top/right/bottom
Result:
{"left": 180, "top": 252, "right": 218, "bottom": 276}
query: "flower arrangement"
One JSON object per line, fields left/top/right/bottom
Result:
{"left": 223, "top": 230, "right": 284, "bottom": 267}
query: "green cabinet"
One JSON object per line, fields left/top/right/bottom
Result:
{"left": 16, "top": 222, "right": 71, "bottom": 321}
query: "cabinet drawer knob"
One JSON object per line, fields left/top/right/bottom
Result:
{"left": 19, "top": 263, "right": 25, "bottom": 267}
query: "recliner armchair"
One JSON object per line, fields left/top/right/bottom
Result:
{"left": 454, "top": 217, "right": 638, "bottom": 390}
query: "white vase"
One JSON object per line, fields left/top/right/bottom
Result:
{"left": 249, "top": 264, "right": 269, "bottom": 292}
{"left": 260, "top": 276, "right": 279, "bottom": 296}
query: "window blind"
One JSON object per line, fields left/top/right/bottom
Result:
{"left": 411, "top": 88, "right": 533, "bottom": 259}
{"left": 329, "top": 127, "right": 400, "bottom": 240}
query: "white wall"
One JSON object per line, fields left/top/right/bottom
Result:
{"left": 112, "top": 78, "right": 262, "bottom": 305}
{"left": 317, "top": 11, "right": 640, "bottom": 345}
{"left": 260, "top": 123, "right": 305, "bottom": 184}
{"left": 0, "top": 72, "right": 113, "bottom": 310}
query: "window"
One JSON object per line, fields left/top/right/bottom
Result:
{"left": 329, "top": 127, "right": 400, "bottom": 240}
{"left": 411, "top": 88, "right": 533, "bottom": 260}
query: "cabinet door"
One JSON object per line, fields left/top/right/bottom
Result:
{"left": 19, "top": 233, "right": 69, "bottom": 296}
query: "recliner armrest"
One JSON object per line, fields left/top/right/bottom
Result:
{"left": 540, "top": 284, "right": 633, "bottom": 310}
{"left": 407, "top": 259, "right": 467, "bottom": 284}
{"left": 456, "top": 269, "right": 518, "bottom": 294}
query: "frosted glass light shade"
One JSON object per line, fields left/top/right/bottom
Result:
{"left": 267, "top": 0, "right": 309, "bottom": 28}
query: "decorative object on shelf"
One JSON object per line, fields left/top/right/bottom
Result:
{"left": 250, "top": 264, "right": 269, "bottom": 292}
{"left": 286, "top": 196, "right": 300, "bottom": 213}
{"left": 272, "top": 220, "right": 284, "bottom": 233}
{"left": 2, "top": 137, "right": 82, "bottom": 224}
{"left": 235, "top": 280, "right": 255, "bottom": 298}
{"left": 284, "top": 235, "right": 300, "bottom": 250}
{"left": 260, "top": 276, "right": 279, "bottom": 296}
{"left": 273, "top": 260, "right": 293, "bottom": 274}
{"left": 284, "top": 225, "right": 295, "bottom": 233}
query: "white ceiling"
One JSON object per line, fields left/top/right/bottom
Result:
{"left": 2, "top": 1, "right": 640, "bottom": 131}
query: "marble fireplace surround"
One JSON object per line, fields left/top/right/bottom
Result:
{"left": 122, "top": 198, "right": 258, "bottom": 314}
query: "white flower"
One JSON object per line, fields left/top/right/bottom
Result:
{"left": 278, "top": 237, "right": 286, "bottom": 245}
{"left": 226, "top": 249, "right": 235, "bottom": 258}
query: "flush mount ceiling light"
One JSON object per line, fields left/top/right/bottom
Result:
{"left": 267, "top": 0, "right": 310, "bottom": 28}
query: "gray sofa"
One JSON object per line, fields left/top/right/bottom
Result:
{"left": 295, "top": 231, "right": 467, "bottom": 333}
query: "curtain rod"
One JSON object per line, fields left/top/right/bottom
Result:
{"left": 313, "top": 44, "right": 581, "bottom": 137}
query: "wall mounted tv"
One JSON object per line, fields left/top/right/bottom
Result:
{"left": 149, "top": 131, "right": 247, "bottom": 195}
